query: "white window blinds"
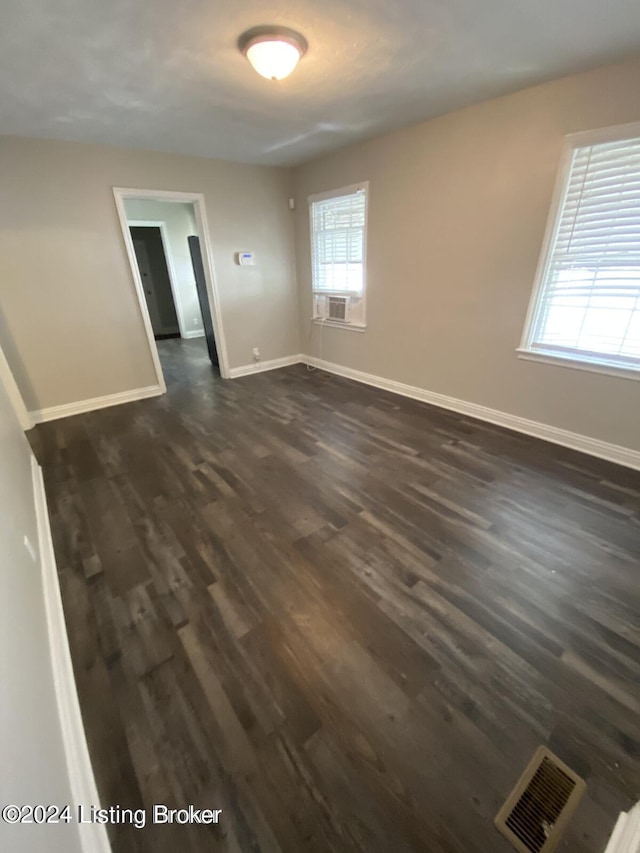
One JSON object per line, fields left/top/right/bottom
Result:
{"left": 527, "top": 136, "right": 640, "bottom": 370}
{"left": 310, "top": 188, "right": 366, "bottom": 294}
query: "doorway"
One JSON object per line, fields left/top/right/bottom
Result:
{"left": 129, "top": 226, "right": 181, "bottom": 340}
{"left": 113, "top": 189, "right": 228, "bottom": 385}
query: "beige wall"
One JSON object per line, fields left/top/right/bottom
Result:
{"left": 294, "top": 56, "right": 640, "bottom": 452}
{"left": 1, "top": 58, "right": 639, "bottom": 449}
{"left": 0, "top": 346, "right": 81, "bottom": 852}
{"left": 124, "top": 199, "right": 204, "bottom": 338}
{"left": 0, "top": 137, "right": 298, "bottom": 411}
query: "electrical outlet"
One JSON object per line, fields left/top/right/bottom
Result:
{"left": 193, "top": 318, "right": 199, "bottom": 326}
{"left": 252, "top": 348, "right": 260, "bottom": 361}
{"left": 23, "top": 535, "right": 37, "bottom": 563}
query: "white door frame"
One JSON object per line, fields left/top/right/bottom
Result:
{"left": 128, "top": 220, "right": 188, "bottom": 339}
{"left": 0, "top": 341, "right": 32, "bottom": 430}
{"left": 113, "top": 188, "right": 230, "bottom": 385}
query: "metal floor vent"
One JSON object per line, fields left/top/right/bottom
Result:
{"left": 495, "top": 747, "right": 586, "bottom": 853}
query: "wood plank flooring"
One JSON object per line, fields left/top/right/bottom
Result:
{"left": 33, "top": 338, "right": 640, "bottom": 853}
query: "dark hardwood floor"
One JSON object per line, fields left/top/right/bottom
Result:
{"left": 33, "top": 338, "right": 640, "bottom": 853}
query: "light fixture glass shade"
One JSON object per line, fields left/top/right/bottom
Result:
{"left": 239, "top": 27, "right": 308, "bottom": 81}
{"left": 246, "top": 39, "right": 301, "bottom": 80}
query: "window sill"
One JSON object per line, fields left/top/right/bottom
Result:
{"left": 516, "top": 348, "right": 640, "bottom": 381}
{"left": 312, "top": 318, "right": 367, "bottom": 333}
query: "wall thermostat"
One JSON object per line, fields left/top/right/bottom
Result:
{"left": 237, "top": 251, "right": 256, "bottom": 266}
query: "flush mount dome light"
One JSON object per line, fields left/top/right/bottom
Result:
{"left": 238, "top": 26, "right": 307, "bottom": 81}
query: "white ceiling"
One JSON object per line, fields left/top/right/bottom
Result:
{"left": 1, "top": 0, "right": 639, "bottom": 166}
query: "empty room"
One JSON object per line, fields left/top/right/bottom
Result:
{"left": 1, "top": 2, "right": 639, "bottom": 853}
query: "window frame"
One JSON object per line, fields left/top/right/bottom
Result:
{"left": 308, "top": 181, "right": 369, "bottom": 331}
{"left": 517, "top": 121, "right": 640, "bottom": 381}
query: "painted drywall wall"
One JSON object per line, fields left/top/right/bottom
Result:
{"left": 294, "top": 56, "right": 640, "bottom": 452}
{"left": 0, "top": 137, "right": 298, "bottom": 412}
{"left": 125, "top": 200, "right": 205, "bottom": 338}
{"left": 0, "top": 349, "right": 82, "bottom": 852}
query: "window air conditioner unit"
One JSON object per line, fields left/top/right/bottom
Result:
{"left": 315, "top": 295, "right": 351, "bottom": 323}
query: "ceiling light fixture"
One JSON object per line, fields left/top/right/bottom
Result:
{"left": 238, "top": 26, "right": 307, "bottom": 81}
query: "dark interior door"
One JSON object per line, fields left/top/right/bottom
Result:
{"left": 130, "top": 226, "right": 180, "bottom": 339}
{"left": 188, "top": 235, "right": 219, "bottom": 369}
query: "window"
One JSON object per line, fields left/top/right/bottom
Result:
{"left": 519, "top": 128, "right": 640, "bottom": 378}
{"left": 309, "top": 183, "right": 368, "bottom": 329}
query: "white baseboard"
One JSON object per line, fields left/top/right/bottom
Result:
{"left": 604, "top": 803, "right": 640, "bottom": 853}
{"left": 182, "top": 330, "right": 205, "bottom": 339}
{"left": 30, "top": 385, "right": 163, "bottom": 424}
{"left": 31, "top": 457, "right": 112, "bottom": 853}
{"left": 228, "top": 354, "right": 303, "bottom": 379}
{"left": 25, "top": 354, "right": 640, "bottom": 471}
{"left": 302, "top": 355, "right": 640, "bottom": 472}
